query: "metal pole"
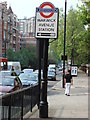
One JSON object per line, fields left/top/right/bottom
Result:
{"left": 39, "top": 39, "right": 48, "bottom": 118}
{"left": 37, "top": 39, "right": 41, "bottom": 108}
{"left": 63, "top": 0, "right": 67, "bottom": 88}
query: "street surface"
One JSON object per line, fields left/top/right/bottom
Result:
{"left": 24, "top": 70, "right": 88, "bottom": 119}
{"left": 48, "top": 74, "right": 62, "bottom": 92}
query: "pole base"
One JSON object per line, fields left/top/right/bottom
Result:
{"left": 39, "top": 101, "right": 48, "bottom": 118}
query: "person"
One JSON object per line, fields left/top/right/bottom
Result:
{"left": 11, "top": 71, "right": 17, "bottom": 76}
{"left": 64, "top": 70, "right": 73, "bottom": 96}
{"left": 11, "top": 69, "right": 23, "bottom": 89}
{"left": 11, "top": 66, "right": 16, "bottom": 76}
{"left": 11, "top": 66, "right": 14, "bottom": 71}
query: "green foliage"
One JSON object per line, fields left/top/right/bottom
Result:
{"left": 7, "top": 46, "right": 37, "bottom": 69}
{"left": 49, "top": 3, "right": 89, "bottom": 66}
{"left": 81, "top": 0, "right": 90, "bottom": 24}
{"left": 7, "top": 48, "right": 15, "bottom": 61}
{"left": 48, "top": 40, "right": 59, "bottom": 64}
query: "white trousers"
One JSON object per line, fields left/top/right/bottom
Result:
{"left": 65, "top": 83, "right": 71, "bottom": 95}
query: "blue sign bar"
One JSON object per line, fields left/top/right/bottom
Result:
{"left": 36, "top": 8, "right": 58, "bottom": 13}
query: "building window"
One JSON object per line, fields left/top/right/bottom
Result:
{"left": 26, "top": 24, "right": 28, "bottom": 33}
{"left": 8, "top": 34, "right": 10, "bottom": 40}
{"left": 30, "top": 22, "right": 31, "bottom": 33}
{"left": 2, "top": 42, "right": 4, "bottom": 48}
{"left": 13, "top": 44, "right": 16, "bottom": 48}
{"left": 4, "top": 31, "right": 6, "bottom": 41}
{"left": 8, "top": 25, "right": 10, "bottom": 31}
{"left": 6, "top": 43, "right": 7, "bottom": 49}
{"left": 4, "top": 22, "right": 7, "bottom": 29}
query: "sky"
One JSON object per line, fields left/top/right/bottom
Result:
{"left": 1, "top": 0, "right": 82, "bottom": 19}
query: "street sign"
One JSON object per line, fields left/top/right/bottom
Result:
{"left": 71, "top": 65, "right": 78, "bottom": 77}
{"left": 35, "top": 2, "right": 59, "bottom": 39}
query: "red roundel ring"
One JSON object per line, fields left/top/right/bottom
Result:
{"left": 40, "top": 2, "right": 54, "bottom": 18}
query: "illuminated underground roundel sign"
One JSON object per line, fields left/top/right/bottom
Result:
{"left": 35, "top": 2, "right": 59, "bottom": 39}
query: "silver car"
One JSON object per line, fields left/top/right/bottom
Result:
{"left": 48, "top": 70, "right": 56, "bottom": 81}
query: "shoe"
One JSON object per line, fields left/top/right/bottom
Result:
{"left": 67, "top": 95, "right": 70, "bottom": 96}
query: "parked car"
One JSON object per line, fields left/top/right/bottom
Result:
{"left": 0, "top": 70, "right": 18, "bottom": 77}
{"left": 48, "top": 64, "right": 56, "bottom": 70}
{"left": 59, "top": 66, "right": 63, "bottom": 71}
{"left": 8, "top": 61, "right": 21, "bottom": 75}
{"left": 33, "top": 69, "right": 43, "bottom": 80}
{"left": 48, "top": 70, "right": 56, "bottom": 81}
{"left": 48, "top": 64, "right": 56, "bottom": 76}
{"left": 19, "top": 73, "right": 38, "bottom": 87}
{"left": 0, "top": 70, "right": 12, "bottom": 76}
{"left": 22, "top": 69, "right": 33, "bottom": 73}
{"left": 0, "top": 76, "right": 23, "bottom": 96}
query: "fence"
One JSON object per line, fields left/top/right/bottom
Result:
{"left": 0, "top": 84, "right": 39, "bottom": 120}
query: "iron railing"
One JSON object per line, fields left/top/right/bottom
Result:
{"left": 0, "top": 84, "right": 39, "bottom": 120}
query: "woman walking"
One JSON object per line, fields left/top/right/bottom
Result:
{"left": 64, "top": 70, "right": 73, "bottom": 96}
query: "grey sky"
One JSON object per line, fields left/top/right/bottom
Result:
{"left": 1, "top": 0, "right": 82, "bottom": 19}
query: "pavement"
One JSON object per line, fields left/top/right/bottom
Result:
{"left": 24, "top": 70, "right": 89, "bottom": 119}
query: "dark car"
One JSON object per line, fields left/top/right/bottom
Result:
{"left": 0, "top": 76, "right": 23, "bottom": 95}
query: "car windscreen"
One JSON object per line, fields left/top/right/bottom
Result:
{"left": 19, "top": 73, "right": 37, "bottom": 81}
{"left": 0, "top": 77, "right": 14, "bottom": 86}
{"left": 48, "top": 71, "right": 55, "bottom": 75}
{"left": 1, "top": 71, "right": 11, "bottom": 76}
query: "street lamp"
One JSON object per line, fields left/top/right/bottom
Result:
{"left": 63, "top": 0, "right": 67, "bottom": 88}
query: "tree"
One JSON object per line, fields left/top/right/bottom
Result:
{"left": 66, "top": 7, "right": 85, "bottom": 65}
{"left": 57, "top": 8, "right": 64, "bottom": 61}
{"left": 51, "top": 4, "right": 88, "bottom": 66}
{"left": 48, "top": 40, "right": 59, "bottom": 64}
{"left": 19, "top": 46, "right": 37, "bottom": 69}
{"left": 77, "top": 1, "right": 90, "bottom": 64}
{"left": 57, "top": 8, "right": 81, "bottom": 65}
{"left": 7, "top": 46, "right": 37, "bottom": 69}
{"left": 7, "top": 48, "right": 15, "bottom": 61}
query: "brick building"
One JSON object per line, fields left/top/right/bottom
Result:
{"left": 19, "top": 17, "right": 36, "bottom": 49}
{"left": 0, "top": 2, "right": 20, "bottom": 57}
{"left": 0, "top": 1, "right": 37, "bottom": 57}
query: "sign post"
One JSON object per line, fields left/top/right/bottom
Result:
{"left": 35, "top": 2, "right": 58, "bottom": 118}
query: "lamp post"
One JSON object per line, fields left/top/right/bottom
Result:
{"left": 63, "top": 0, "right": 67, "bottom": 88}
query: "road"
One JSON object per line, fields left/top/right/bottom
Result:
{"left": 48, "top": 74, "right": 62, "bottom": 91}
